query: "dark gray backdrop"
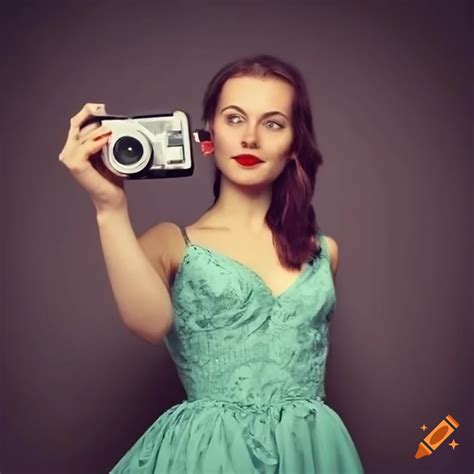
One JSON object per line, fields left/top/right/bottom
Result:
{"left": 2, "top": 0, "right": 472, "bottom": 473}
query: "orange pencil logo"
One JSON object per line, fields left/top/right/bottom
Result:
{"left": 415, "top": 414, "right": 460, "bottom": 459}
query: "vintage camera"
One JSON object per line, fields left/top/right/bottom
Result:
{"left": 82, "top": 110, "right": 195, "bottom": 180}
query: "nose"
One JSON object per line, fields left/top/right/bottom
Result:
{"left": 241, "top": 125, "right": 259, "bottom": 149}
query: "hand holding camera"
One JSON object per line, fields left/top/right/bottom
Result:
{"left": 58, "top": 103, "right": 127, "bottom": 214}
{"left": 59, "top": 103, "right": 199, "bottom": 215}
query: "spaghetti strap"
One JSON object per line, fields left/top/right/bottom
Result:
{"left": 316, "top": 232, "right": 331, "bottom": 264}
{"left": 180, "top": 226, "right": 191, "bottom": 246}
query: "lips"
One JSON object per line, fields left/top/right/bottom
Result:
{"left": 232, "top": 154, "right": 263, "bottom": 165}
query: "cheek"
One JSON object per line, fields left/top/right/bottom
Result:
{"left": 210, "top": 128, "right": 228, "bottom": 148}
{"left": 213, "top": 136, "right": 238, "bottom": 159}
{"left": 270, "top": 140, "right": 293, "bottom": 158}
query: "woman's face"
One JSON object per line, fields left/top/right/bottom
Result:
{"left": 209, "top": 75, "right": 295, "bottom": 187}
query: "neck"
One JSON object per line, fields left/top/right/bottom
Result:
{"left": 205, "top": 175, "right": 273, "bottom": 234}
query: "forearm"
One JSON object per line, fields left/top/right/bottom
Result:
{"left": 95, "top": 207, "right": 172, "bottom": 342}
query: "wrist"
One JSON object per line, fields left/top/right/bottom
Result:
{"left": 95, "top": 202, "right": 129, "bottom": 224}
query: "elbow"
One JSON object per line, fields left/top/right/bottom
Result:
{"left": 125, "top": 318, "right": 172, "bottom": 345}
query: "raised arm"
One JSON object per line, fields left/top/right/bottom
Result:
{"left": 96, "top": 209, "right": 175, "bottom": 344}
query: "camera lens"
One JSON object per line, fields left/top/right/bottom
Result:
{"left": 113, "top": 136, "right": 144, "bottom": 165}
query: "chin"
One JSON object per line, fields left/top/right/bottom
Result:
{"left": 224, "top": 172, "right": 275, "bottom": 189}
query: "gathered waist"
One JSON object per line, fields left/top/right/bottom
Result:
{"left": 156, "top": 394, "right": 343, "bottom": 469}
{"left": 184, "top": 395, "right": 326, "bottom": 410}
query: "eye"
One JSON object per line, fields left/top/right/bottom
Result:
{"left": 266, "top": 121, "right": 284, "bottom": 130}
{"left": 226, "top": 114, "right": 285, "bottom": 130}
{"left": 227, "top": 115, "right": 242, "bottom": 125}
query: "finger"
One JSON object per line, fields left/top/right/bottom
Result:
{"left": 77, "top": 121, "right": 101, "bottom": 140}
{"left": 80, "top": 125, "right": 112, "bottom": 145}
{"left": 74, "top": 133, "right": 110, "bottom": 162}
{"left": 61, "top": 131, "right": 109, "bottom": 162}
{"left": 68, "top": 103, "right": 106, "bottom": 138}
{"left": 79, "top": 125, "right": 112, "bottom": 144}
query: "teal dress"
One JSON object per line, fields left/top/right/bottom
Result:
{"left": 110, "top": 228, "right": 364, "bottom": 473}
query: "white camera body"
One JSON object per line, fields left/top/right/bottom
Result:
{"left": 84, "top": 110, "right": 195, "bottom": 180}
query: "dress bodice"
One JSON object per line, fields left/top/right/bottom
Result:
{"left": 164, "top": 229, "right": 336, "bottom": 405}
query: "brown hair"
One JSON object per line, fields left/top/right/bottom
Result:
{"left": 201, "top": 53, "right": 324, "bottom": 270}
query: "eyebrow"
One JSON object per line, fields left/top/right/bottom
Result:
{"left": 220, "top": 105, "right": 289, "bottom": 120}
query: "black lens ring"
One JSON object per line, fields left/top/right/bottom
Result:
{"left": 113, "top": 136, "right": 144, "bottom": 165}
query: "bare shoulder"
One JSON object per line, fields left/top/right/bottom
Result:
{"left": 138, "top": 221, "right": 181, "bottom": 250}
{"left": 137, "top": 221, "right": 184, "bottom": 290}
{"left": 323, "top": 235, "right": 339, "bottom": 279}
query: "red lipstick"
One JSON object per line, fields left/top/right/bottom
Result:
{"left": 232, "top": 154, "right": 264, "bottom": 167}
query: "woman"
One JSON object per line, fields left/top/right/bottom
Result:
{"left": 59, "top": 53, "right": 364, "bottom": 473}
